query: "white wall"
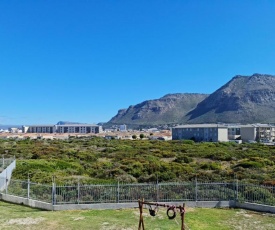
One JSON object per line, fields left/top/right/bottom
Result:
{"left": 240, "top": 127, "right": 256, "bottom": 142}
{"left": 218, "top": 128, "right": 228, "bottom": 142}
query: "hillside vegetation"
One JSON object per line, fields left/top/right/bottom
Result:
{"left": 1, "top": 137, "right": 275, "bottom": 184}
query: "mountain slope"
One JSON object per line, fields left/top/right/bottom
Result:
{"left": 108, "top": 93, "right": 208, "bottom": 126}
{"left": 186, "top": 73, "right": 275, "bottom": 123}
{"left": 108, "top": 74, "right": 275, "bottom": 126}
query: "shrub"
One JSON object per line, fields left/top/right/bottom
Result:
{"left": 235, "top": 161, "right": 263, "bottom": 169}
{"left": 182, "top": 140, "right": 194, "bottom": 145}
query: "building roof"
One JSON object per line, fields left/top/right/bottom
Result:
{"left": 23, "top": 125, "right": 55, "bottom": 127}
{"left": 173, "top": 124, "right": 227, "bottom": 129}
{"left": 23, "top": 124, "right": 99, "bottom": 127}
{"left": 57, "top": 124, "right": 99, "bottom": 127}
{"left": 240, "top": 124, "right": 275, "bottom": 128}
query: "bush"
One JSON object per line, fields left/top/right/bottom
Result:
{"left": 139, "top": 134, "right": 145, "bottom": 139}
{"left": 182, "top": 140, "right": 194, "bottom": 145}
{"left": 236, "top": 161, "right": 263, "bottom": 169}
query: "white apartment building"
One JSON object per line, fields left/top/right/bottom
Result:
{"left": 23, "top": 124, "right": 102, "bottom": 134}
{"left": 226, "top": 125, "right": 241, "bottom": 140}
{"left": 240, "top": 124, "right": 275, "bottom": 143}
{"left": 172, "top": 124, "right": 228, "bottom": 142}
{"left": 22, "top": 125, "right": 56, "bottom": 133}
{"left": 56, "top": 124, "right": 102, "bottom": 134}
{"left": 119, "top": 124, "right": 127, "bottom": 132}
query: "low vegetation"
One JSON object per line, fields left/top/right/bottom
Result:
{"left": 1, "top": 137, "right": 275, "bottom": 185}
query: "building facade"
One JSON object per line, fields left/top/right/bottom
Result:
{"left": 56, "top": 124, "right": 102, "bottom": 134}
{"left": 22, "top": 125, "right": 56, "bottom": 133}
{"left": 227, "top": 126, "right": 241, "bottom": 140}
{"left": 119, "top": 124, "right": 127, "bottom": 132}
{"left": 172, "top": 124, "right": 228, "bottom": 142}
{"left": 240, "top": 124, "right": 275, "bottom": 143}
{"left": 23, "top": 124, "right": 102, "bottom": 134}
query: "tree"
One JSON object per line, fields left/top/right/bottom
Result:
{"left": 132, "top": 135, "right": 137, "bottom": 139}
{"left": 139, "top": 133, "right": 145, "bottom": 139}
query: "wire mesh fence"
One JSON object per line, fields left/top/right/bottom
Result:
{"left": 2, "top": 179, "right": 275, "bottom": 207}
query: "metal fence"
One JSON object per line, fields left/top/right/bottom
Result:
{"left": 0, "top": 158, "right": 16, "bottom": 191}
{"left": 2, "top": 179, "right": 275, "bottom": 206}
{"left": 0, "top": 157, "right": 14, "bottom": 172}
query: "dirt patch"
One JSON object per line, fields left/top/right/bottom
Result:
{"left": 228, "top": 210, "right": 275, "bottom": 230}
{"left": 72, "top": 217, "right": 85, "bottom": 221}
{"left": 98, "top": 157, "right": 111, "bottom": 162}
{"left": 185, "top": 207, "right": 195, "bottom": 212}
{"left": 161, "top": 157, "right": 176, "bottom": 162}
{"left": 7, "top": 217, "right": 45, "bottom": 225}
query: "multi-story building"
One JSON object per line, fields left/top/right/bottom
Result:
{"left": 22, "top": 124, "right": 102, "bottom": 134}
{"left": 56, "top": 124, "right": 102, "bottom": 134}
{"left": 22, "top": 125, "right": 56, "bottom": 133}
{"left": 227, "top": 125, "right": 241, "bottom": 140}
{"left": 240, "top": 124, "right": 275, "bottom": 143}
{"left": 172, "top": 124, "right": 228, "bottom": 142}
{"left": 119, "top": 124, "right": 127, "bottom": 132}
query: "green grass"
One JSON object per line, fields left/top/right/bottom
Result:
{"left": 0, "top": 201, "right": 275, "bottom": 229}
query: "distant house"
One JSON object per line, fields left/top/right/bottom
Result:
{"left": 9, "top": 128, "right": 19, "bottom": 133}
{"left": 148, "top": 128, "right": 159, "bottom": 133}
{"left": 172, "top": 124, "right": 228, "bottom": 142}
{"left": 119, "top": 124, "right": 127, "bottom": 132}
{"left": 105, "top": 135, "right": 121, "bottom": 140}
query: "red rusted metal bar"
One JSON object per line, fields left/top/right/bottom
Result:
{"left": 138, "top": 199, "right": 186, "bottom": 230}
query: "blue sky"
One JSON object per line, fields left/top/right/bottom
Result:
{"left": 1, "top": 0, "right": 275, "bottom": 125}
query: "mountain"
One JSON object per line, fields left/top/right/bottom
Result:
{"left": 0, "top": 125, "right": 21, "bottom": 129}
{"left": 108, "top": 93, "right": 208, "bottom": 126}
{"left": 56, "top": 121, "right": 84, "bottom": 125}
{"left": 186, "top": 73, "right": 275, "bottom": 123}
{"left": 107, "top": 74, "right": 275, "bottom": 126}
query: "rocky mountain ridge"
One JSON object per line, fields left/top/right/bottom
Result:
{"left": 109, "top": 93, "right": 208, "bottom": 126}
{"left": 108, "top": 74, "right": 275, "bottom": 126}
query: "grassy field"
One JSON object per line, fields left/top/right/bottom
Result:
{"left": 0, "top": 201, "right": 275, "bottom": 230}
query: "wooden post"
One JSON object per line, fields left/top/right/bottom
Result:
{"left": 180, "top": 203, "right": 185, "bottom": 230}
{"left": 138, "top": 199, "right": 145, "bottom": 230}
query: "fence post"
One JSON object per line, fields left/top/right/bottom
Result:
{"left": 77, "top": 177, "right": 80, "bottom": 205}
{"left": 117, "top": 181, "right": 120, "bottom": 203}
{"left": 195, "top": 177, "right": 198, "bottom": 202}
{"left": 236, "top": 179, "right": 239, "bottom": 201}
{"left": 2, "top": 156, "right": 4, "bottom": 169}
{"left": 156, "top": 180, "right": 159, "bottom": 202}
{"left": 5, "top": 167, "right": 8, "bottom": 194}
{"left": 52, "top": 176, "right": 56, "bottom": 206}
{"left": 27, "top": 177, "right": 30, "bottom": 199}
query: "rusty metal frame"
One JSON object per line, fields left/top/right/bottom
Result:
{"left": 138, "top": 199, "right": 185, "bottom": 230}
